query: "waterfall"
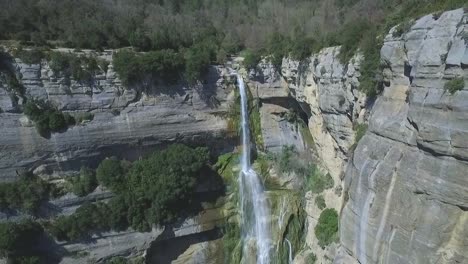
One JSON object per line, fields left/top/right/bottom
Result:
{"left": 285, "top": 239, "right": 293, "bottom": 264}
{"left": 237, "top": 74, "right": 271, "bottom": 264}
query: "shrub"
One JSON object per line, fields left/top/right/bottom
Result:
{"left": 307, "top": 166, "right": 334, "bottom": 194}
{"left": 23, "top": 100, "right": 74, "bottom": 137}
{"left": 444, "top": 77, "right": 464, "bottom": 94}
{"left": 69, "top": 167, "right": 97, "bottom": 197}
{"left": 113, "top": 49, "right": 185, "bottom": 86}
{"left": 0, "top": 172, "right": 50, "bottom": 215}
{"left": 306, "top": 252, "right": 317, "bottom": 264}
{"left": 314, "top": 208, "right": 339, "bottom": 248}
{"left": 49, "top": 52, "right": 71, "bottom": 75}
{"left": 48, "top": 202, "right": 110, "bottom": 241}
{"left": 184, "top": 42, "right": 213, "bottom": 84}
{"left": 358, "top": 29, "right": 384, "bottom": 97}
{"left": 351, "top": 123, "right": 368, "bottom": 151}
{"left": 48, "top": 52, "right": 103, "bottom": 83}
{"left": 242, "top": 50, "right": 261, "bottom": 70}
{"left": 48, "top": 111, "right": 66, "bottom": 131}
{"left": 14, "top": 47, "right": 45, "bottom": 64}
{"left": 265, "top": 32, "right": 290, "bottom": 69}
{"left": 112, "top": 50, "right": 139, "bottom": 85}
{"left": 337, "top": 19, "right": 372, "bottom": 64}
{"left": 315, "top": 195, "right": 326, "bottom": 210}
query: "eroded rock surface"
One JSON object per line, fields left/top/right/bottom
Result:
{"left": 340, "top": 8, "right": 468, "bottom": 264}
{"left": 0, "top": 51, "right": 235, "bottom": 180}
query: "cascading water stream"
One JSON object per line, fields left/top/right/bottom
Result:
{"left": 237, "top": 74, "right": 271, "bottom": 264}
{"left": 285, "top": 239, "right": 293, "bottom": 264}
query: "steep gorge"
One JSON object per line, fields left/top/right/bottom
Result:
{"left": 0, "top": 7, "right": 467, "bottom": 264}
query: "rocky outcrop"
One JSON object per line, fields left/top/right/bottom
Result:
{"left": 0, "top": 50, "right": 236, "bottom": 180}
{"left": 281, "top": 49, "right": 367, "bottom": 180}
{"left": 248, "top": 49, "right": 367, "bottom": 180}
{"left": 339, "top": 8, "right": 468, "bottom": 264}
{"left": 247, "top": 47, "right": 367, "bottom": 263}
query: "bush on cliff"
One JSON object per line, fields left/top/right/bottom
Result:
{"left": 307, "top": 166, "right": 334, "bottom": 194}
{"left": 0, "top": 172, "right": 51, "bottom": 215}
{"left": 113, "top": 49, "right": 185, "bottom": 86}
{"left": 444, "top": 77, "right": 465, "bottom": 94}
{"left": 315, "top": 208, "right": 339, "bottom": 248}
{"left": 68, "top": 167, "right": 98, "bottom": 197}
{"left": 23, "top": 100, "right": 75, "bottom": 137}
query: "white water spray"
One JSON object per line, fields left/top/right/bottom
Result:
{"left": 285, "top": 239, "right": 293, "bottom": 264}
{"left": 237, "top": 74, "right": 271, "bottom": 264}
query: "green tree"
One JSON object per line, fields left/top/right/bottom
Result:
{"left": 96, "top": 158, "right": 125, "bottom": 189}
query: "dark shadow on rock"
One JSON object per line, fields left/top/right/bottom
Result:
{"left": 35, "top": 233, "right": 67, "bottom": 264}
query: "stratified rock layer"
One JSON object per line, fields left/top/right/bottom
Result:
{"left": 340, "top": 8, "right": 468, "bottom": 264}
{"left": 0, "top": 51, "right": 235, "bottom": 180}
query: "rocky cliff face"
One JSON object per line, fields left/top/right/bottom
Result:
{"left": 339, "top": 8, "right": 468, "bottom": 264}
{"left": 249, "top": 7, "right": 467, "bottom": 264}
{"left": 0, "top": 49, "right": 236, "bottom": 263}
{"left": 248, "top": 46, "right": 368, "bottom": 262}
{"left": 0, "top": 50, "right": 236, "bottom": 180}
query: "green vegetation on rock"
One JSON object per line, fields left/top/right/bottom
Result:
{"left": 444, "top": 77, "right": 465, "bottom": 94}
{"left": 315, "top": 208, "right": 339, "bottom": 248}
{"left": 13, "top": 47, "right": 46, "bottom": 64}
{"left": 48, "top": 144, "right": 210, "bottom": 241}
{"left": 96, "top": 158, "right": 127, "bottom": 190}
{"left": 242, "top": 50, "right": 261, "bottom": 70}
{"left": 315, "top": 195, "right": 326, "bottom": 210}
{"left": 68, "top": 167, "right": 97, "bottom": 197}
{"left": 351, "top": 123, "right": 368, "bottom": 150}
{"left": 222, "top": 223, "right": 242, "bottom": 264}
{"left": 0, "top": 220, "right": 45, "bottom": 261}
{"left": 306, "top": 166, "right": 334, "bottom": 194}
{"left": 0, "top": 172, "right": 51, "bottom": 215}
{"left": 23, "top": 100, "right": 75, "bottom": 137}
{"left": 113, "top": 49, "right": 184, "bottom": 86}
{"left": 48, "top": 52, "right": 104, "bottom": 84}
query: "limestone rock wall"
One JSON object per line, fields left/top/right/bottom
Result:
{"left": 0, "top": 50, "right": 236, "bottom": 180}
{"left": 247, "top": 47, "right": 367, "bottom": 263}
{"left": 339, "top": 8, "right": 468, "bottom": 264}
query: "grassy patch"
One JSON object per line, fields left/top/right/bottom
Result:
{"left": 314, "top": 208, "right": 339, "bottom": 248}
{"left": 444, "top": 77, "right": 465, "bottom": 94}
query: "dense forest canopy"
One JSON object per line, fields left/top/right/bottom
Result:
{"left": 1, "top": 0, "right": 466, "bottom": 52}
{"left": 0, "top": 0, "right": 466, "bottom": 94}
